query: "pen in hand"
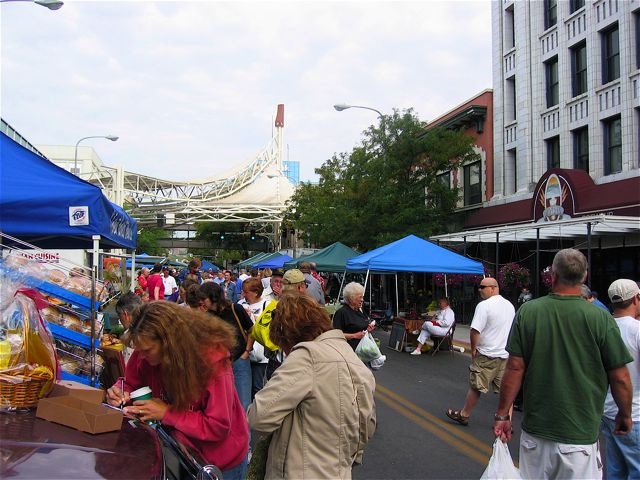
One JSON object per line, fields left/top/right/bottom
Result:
{"left": 120, "top": 378, "right": 125, "bottom": 410}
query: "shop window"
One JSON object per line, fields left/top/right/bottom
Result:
{"left": 603, "top": 116, "right": 622, "bottom": 174}
{"left": 571, "top": 41, "right": 587, "bottom": 97}
{"left": 546, "top": 136, "right": 560, "bottom": 169}
{"left": 572, "top": 127, "right": 589, "bottom": 172}
{"left": 570, "top": 0, "right": 585, "bottom": 13}
{"left": 545, "top": 56, "right": 559, "bottom": 107}
{"left": 544, "top": 0, "right": 557, "bottom": 29}
{"left": 602, "top": 24, "right": 620, "bottom": 84}
{"left": 463, "top": 162, "right": 482, "bottom": 206}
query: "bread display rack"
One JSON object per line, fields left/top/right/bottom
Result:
{"left": 0, "top": 233, "right": 118, "bottom": 386}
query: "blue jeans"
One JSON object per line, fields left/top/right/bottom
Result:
{"left": 251, "top": 361, "right": 267, "bottom": 399}
{"left": 601, "top": 416, "right": 640, "bottom": 479}
{"left": 222, "top": 459, "right": 247, "bottom": 480}
{"left": 232, "top": 357, "right": 252, "bottom": 412}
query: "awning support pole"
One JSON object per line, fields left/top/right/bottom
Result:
{"left": 535, "top": 228, "right": 540, "bottom": 298}
{"left": 587, "top": 222, "right": 592, "bottom": 288}
{"left": 495, "top": 232, "right": 500, "bottom": 278}
{"left": 90, "top": 235, "right": 100, "bottom": 387}
{"left": 444, "top": 274, "right": 448, "bottom": 297}
{"left": 395, "top": 274, "right": 399, "bottom": 316}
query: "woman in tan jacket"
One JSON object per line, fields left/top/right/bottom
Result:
{"left": 247, "top": 294, "right": 376, "bottom": 479}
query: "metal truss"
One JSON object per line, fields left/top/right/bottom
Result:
{"left": 83, "top": 105, "right": 289, "bottom": 229}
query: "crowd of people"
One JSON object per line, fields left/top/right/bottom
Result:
{"left": 108, "top": 258, "right": 377, "bottom": 479}
{"left": 110, "top": 249, "right": 638, "bottom": 479}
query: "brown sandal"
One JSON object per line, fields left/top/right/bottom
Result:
{"left": 446, "top": 409, "right": 469, "bottom": 426}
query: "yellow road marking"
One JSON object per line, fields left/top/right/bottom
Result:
{"left": 375, "top": 383, "right": 493, "bottom": 465}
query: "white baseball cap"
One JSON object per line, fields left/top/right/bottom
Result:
{"left": 608, "top": 279, "right": 640, "bottom": 304}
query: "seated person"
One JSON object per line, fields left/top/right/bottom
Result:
{"left": 411, "top": 297, "right": 454, "bottom": 355}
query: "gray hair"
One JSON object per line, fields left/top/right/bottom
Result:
{"left": 343, "top": 282, "right": 365, "bottom": 304}
{"left": 580, "top": 284, "right": 591, "bottom": 299}
{"left": 552, "top": 249, "right": 587, "bottom": 287}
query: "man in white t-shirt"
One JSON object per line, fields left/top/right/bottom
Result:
{"left": 601, "top": 278, "right": 640, "bottom": 479}
{"left": 446, "top": 278, "right": 515, "bottom": 426}
{"left": 162, "top": 267, "right": 178, "bottom": 300}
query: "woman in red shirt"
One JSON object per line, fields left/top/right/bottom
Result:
{"left": 106, "top": 302, "right": 249, "bottom": 479}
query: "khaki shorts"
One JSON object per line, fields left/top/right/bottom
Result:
{"left": 468, "top": 354, "right": 507, "bottom": 394}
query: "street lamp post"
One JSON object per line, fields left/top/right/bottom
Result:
{"left": 0, "top": 0, "right": 64, "bottom": 10}
{"left": 74, "top": 135, "right": 118, "bottom": 176}
{"left": 333, "top": 103, "right": 383, "bottom": 118}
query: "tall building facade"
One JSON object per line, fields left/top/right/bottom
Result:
{"left": 492, "top": 0, "right": 639, "bottom": 202}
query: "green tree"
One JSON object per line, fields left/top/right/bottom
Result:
{"left": 136, "top": 228, "right": 168, "bottom": 256}
{"left": 284, "top": 109, "right": 479, "bottom": 250}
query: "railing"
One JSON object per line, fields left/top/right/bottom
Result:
{"left": 540, "top": 26, "right": 558, "bottom": 56}
{"left": 565, "top": 9, "right": 587, "bottom": 42}
{"left": 594, "top": 0, "right": 620, "bottom": 24}
{"left": 567, "top": 94, "right": 589, "bottom": 124}
{"left": 596, "top": 80, "right": 622, "bottom": 114}
{"left": 541, "top": 107, "right": 560, "bottom": 133}
{"left": 504, "top": 122, "right": 517, "bottom": 148}
{"left": 504, "top": 48, "right": 516, "bottom": 77}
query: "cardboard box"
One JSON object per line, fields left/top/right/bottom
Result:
{"left": 49, "top": 380, "right": 105, "bottom": 404}
{"left": 36, "top": 396, "right": 123, "bottom": 434}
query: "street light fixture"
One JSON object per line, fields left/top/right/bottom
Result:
{"left": 333, "top": 103, "right": 383, "bottom": 118}
{"left": 74, "top": 135, "right": 119, "bottom": 176}
{"left": 0, "top": 0, "right": 64, "bottom": 10}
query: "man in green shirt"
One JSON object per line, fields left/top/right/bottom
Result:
{"left": 493, "top": 248, "right": 633, "bottom": 479}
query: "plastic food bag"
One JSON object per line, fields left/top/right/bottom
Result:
{"left": 480, "top": 439, "right": 521, "bottom": 480}
{"left": 355, "top": 332, "right": 381, "bottom": 363}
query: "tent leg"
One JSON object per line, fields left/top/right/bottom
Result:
{"left": 336, "top": 271, "right": 347, "bottom": 307}
{"left": 444, "top": 274, "right": 448, "bottom": 298}
{"left": 130, "top": 252, "right": 136, "bottom": 292}
{"left": 395, "top": 274, "right": 399, "bottom": 316}
{"left": 90, "top": 235, "right": 100, "bottom": 387}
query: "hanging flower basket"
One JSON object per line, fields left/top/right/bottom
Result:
{"left": 498, "top": 263, "right": 531, "bottom": 291}
{"left": 540, "top": 266, "right": 553, "bottom": 289}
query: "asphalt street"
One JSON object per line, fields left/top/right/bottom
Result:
{"left": 353, "top": 328, "right": 523, "bottom": 480}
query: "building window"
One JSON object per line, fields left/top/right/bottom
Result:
{"left": 544, "top": 0, "right": 557, "bottom": 29}
{"left": 506, "top": 76, "right": 516, "bottom": 122}
{"left": 603, "top": 116, "right": 622, "bottom": 174}
{"left": 545, "top": 56, "right": 559, "bottom": 107}
{"left": 636, "top": 13, "right": 640, "bottom": 69}
{"left": 463, "top": 162, "right": 482, "bottom": 206}
{"left": 571, "top": 42, "right": 587, "bottom": 96}
{"left": 437, "top": 171, "right": 451, "bottom": 188}
{"left": 570, "top": 0, "right": 585, "bottom": 13}
{"left": 602, "top": 24, "right": 620, "bottom": 84}
{"left": 573, "top": 127, "right": 589, "bottom": 172}
{"left": 546, "top": 136, "right": 560, "bottom": 169}
{"left": 504, "top": 5, "right": 515, "bottom": 49}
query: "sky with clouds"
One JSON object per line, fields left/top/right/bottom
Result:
{"left": 1, "top": 0, "right": 492, "bottom": 182}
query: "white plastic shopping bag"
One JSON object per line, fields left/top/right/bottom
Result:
{"left": 355, "top": 332, "right": 381, "bottom": 363}
{"left": 480, "top": 439, "right": 521, "bottom": 480}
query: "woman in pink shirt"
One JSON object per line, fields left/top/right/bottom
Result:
{"left": 106, "top": 302, "right": 249, "bottom": 479}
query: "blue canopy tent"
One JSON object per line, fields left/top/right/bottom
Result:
{"left": 0, "top": 131, "right": 138, "bottom": 386}
{"left": 200, "top": 260, "right": 220, "bottom": 272}
{"left": 345, "top": 235, "right": 484, "bottom": 315}
{"left": 254, "top": 253, "right": 293, "bottom": 269}
{"left": 0, "top": 132, "right": 137, "bottom": 250}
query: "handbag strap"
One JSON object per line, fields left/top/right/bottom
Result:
{"left": 231, "top": 304, "right": 248, "bottom": 342}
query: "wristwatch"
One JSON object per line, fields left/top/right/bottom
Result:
{"left": 494, "top": 413, "right": 510, "bottom": 421}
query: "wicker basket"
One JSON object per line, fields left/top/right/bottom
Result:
{"left": 0, "top": 372, "right": 51, "bottom": 409}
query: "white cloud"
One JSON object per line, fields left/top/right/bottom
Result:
{"left": 1, "top": 0, "right": 492, "bottom": 183}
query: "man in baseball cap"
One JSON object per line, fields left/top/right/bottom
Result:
{"left": 601, "top": 278, "right": 640, "bottom": 479}
{"left": 282, "top": 269, "right": 309, "bottom": 296}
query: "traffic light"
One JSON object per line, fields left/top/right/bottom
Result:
{"left": 250, "top": 229, "right": 256, "bottom": 241}
{"left": 219, "top": 231, "right": 225, "bottom": 240}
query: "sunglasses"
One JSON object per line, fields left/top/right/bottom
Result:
{"left": 478, "top": 285, "right": 497, "bottom": 290}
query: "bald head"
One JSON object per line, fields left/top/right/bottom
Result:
{"left": 478, "top": 278, "right": 499, "bottom": 299}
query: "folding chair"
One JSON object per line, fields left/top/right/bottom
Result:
{"left": 431, "top": 321, "right": 456, "bottom": 356}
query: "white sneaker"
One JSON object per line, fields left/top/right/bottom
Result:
{"left": 410, "top": 349, "right": 421, "bottom": 355}
{"left": 411, "top": 330, "right": 420, "bottom": 335}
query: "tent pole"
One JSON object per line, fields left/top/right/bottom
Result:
{"left": 364, "top": 269, "right": 370, "bottom": 292}
{"left": 90, "top": 235, "right": 100, "bottom": 387}
{"left": 587, "top": 222, "right": 592, "bottom": 288}
{"left": 535, "top": 228, "right": 540, "bottom": 298}
{"left": 495, "top": 232, "right": 500, "bottom": 278}
{"left": 395, "top": 273, "right": 399, "bottom": 316}
{"left": 444, "top": 273, "right": 448, "bottom": 297}
{"left": 130, "top": 251, "right": 136, "bottom": 292}
{"left": 336, "top": 271, "right": 347, "bottom": 307}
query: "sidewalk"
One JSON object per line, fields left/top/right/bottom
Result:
{"left": 452, "top": 323, "right": 471, "bottom": 352}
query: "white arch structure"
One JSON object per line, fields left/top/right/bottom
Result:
{"left": 83, "top": 105, "right": 295, "bottom": 236}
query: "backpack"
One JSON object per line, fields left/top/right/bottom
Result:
{"left": 251, "top": 300, "right": 279, "bottom": 351}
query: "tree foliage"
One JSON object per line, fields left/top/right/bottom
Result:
{"left": 284, "top": 109, "right": 479, "bottom": 250}
{"left": 136, "top": 228, "right": 168, "bottom": 256}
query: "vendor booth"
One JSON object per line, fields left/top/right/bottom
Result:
{"left": 254, "top": 253, "right": 293, "bottom": 269}
{"left": 284, "top": 241, "right": 359, "bottom": 272}
{"left": 0, "top": 131, "right": 137, "bottom": 389}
